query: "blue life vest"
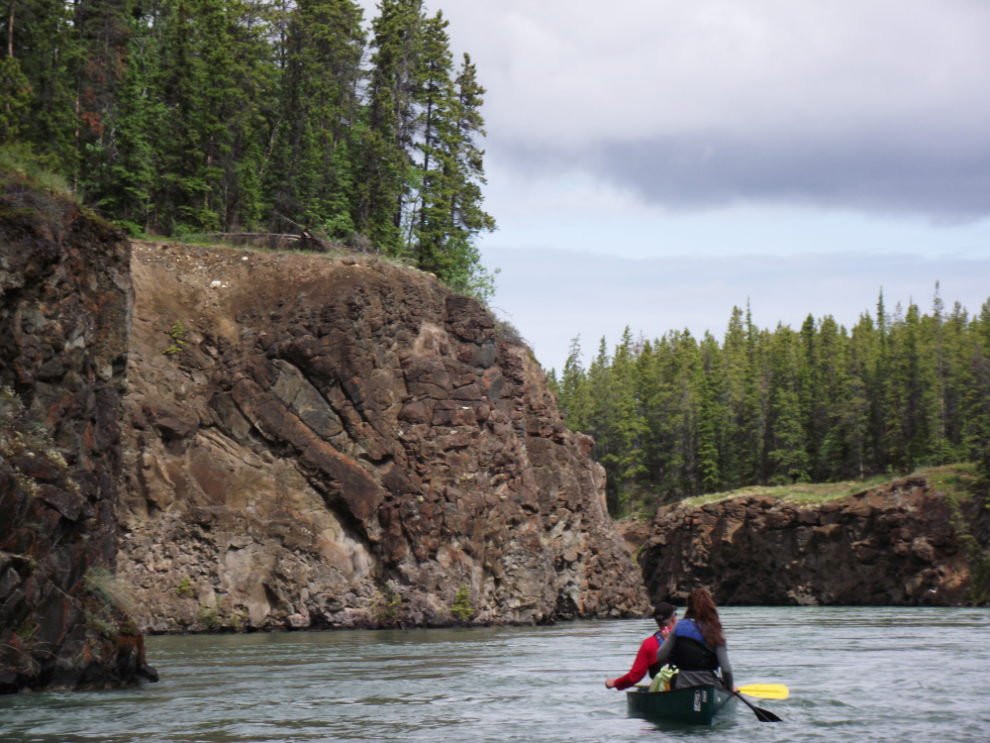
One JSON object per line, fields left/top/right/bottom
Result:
{"left": 674, "top": 618, "right": 707, "bottom": 644}
{"left": 670, "top": 618, "right": 719, "bottom": 672}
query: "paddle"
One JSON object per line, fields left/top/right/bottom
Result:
{"left": 729, "top": 688, "right": 782, "bottom": 723}
{"left": 738, "top": 683, "right": 789, "bottom": 700}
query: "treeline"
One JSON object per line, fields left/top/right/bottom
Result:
{"left": 549, "top": 289, "right": 990, "bottom": 516}
{"left": 0, "top": 0, "right": 496, "bottom": 296}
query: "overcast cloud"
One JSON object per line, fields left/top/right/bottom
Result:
{"left": 372, "top": 0, "right": 990, "bottom": 218}
{"left": 355, "top": 0, "right": 990, "bottom": 366}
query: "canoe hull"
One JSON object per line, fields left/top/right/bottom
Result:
{"left": 626, "top": 684, "right": 734, "bottom": 725}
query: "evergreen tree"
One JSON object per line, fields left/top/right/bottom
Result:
{"left": 555, "top": 290, "right": 990, "bottom": 514}
{"left": 585, "top": 336, "right": 620, "bottom": 513}
{"left": 0, "top": 57, "right": 31, "bottom": 143}
{"left": 437, "top": 52, "right": 496, "bottom": 297}
{"left": 721, "top": 306, "right": 747, "bottom": 488}
{"left": 558, "top": 335, "right": 589, "bottom": 430}
{"left": 358, "top": 0, "right": 422, "bottom": 255}
{"left": 610, "top": 327, "right": 647, "bottom": 512}
{"left": 974, "top": 300, "right": 990, "bottom": 496}
{"left": 12, "top": 0, "right": 80, "bottom": 174}
{"left": 696, "top": 365, "right": 721, "bottom": 493}
{"left": 410, "top": 11, "right": 455, "bottom": 263}
{"left": 265, "top": 0, "right": 364, "bottom": 235}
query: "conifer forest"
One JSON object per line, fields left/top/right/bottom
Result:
{"left": 3, "top": 1, "right": 989, "bottom": 522}
{"left": 0, "top": 0, "right": 496, "bottom": 296}
{"left": 550, "top": 289, "right": 990, "bottom": 516}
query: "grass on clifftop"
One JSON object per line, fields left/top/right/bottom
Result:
{"left": 677, "top": 463, "right": 978, "bottom": 510}
{"left": 0, "top": 144, "right": 71, "bottom": 197}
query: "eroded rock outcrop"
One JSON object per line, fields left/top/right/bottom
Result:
{"left": 0, "top": 172, "right": 155, "bottom": 693}
{"left": 640, "top": 475, "right": 986, "bottom": 606}
{"left": 117, "top": 243, "right": 648, "bottom": 631}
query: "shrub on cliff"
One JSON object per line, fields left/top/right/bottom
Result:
{"left": 451, "top": 583, "right": 474, "bottom": 621}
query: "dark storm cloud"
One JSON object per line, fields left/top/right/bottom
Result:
{"left": 500, "top": 130, "right": 990, "bottom": 219}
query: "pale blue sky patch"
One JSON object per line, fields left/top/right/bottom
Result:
{"left": 484, "top": 247, "right": 990, "bottom": 373}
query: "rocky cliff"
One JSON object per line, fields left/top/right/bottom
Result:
{"left": 116, "top": 241, "right": 648, "bottom": 632}
{"left": 0, "top": 171, "right": 155, "bottom": 693}
{"left": 639, "top": 472, "right": 987, "bottom": 606}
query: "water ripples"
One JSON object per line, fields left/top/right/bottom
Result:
{"left": 0, "top": 607, "right": 988, "bottom": 742}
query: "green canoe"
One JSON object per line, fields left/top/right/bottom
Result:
{"left": 626, "top": 684, "right": 736, "bottom": 725}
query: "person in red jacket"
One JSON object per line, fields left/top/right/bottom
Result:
{"left": 604, "top": 603, "right": 677, "bottom": 690}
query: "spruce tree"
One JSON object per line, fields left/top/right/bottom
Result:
{"left": 358, "top": 0, "right": 422, "bottom": 255}
{"left": 721, "top": 306, "right": 747, "bottom": 488}
{"left": 266, "top": 0, "right": 364, "bottom": 235}
{"left": 12, "top": 0, "right": 80, "bottom": 175}
{"left": 610, "top": 327, "right": 647, "bottom": 513}
{"left": 558, "top": 335, "right": 589, "bottom": 430}
{"left": 412, "top": 43, "right": 495, "bottom": 298}
{"left": 440, "top": 52, "right": 496, "bottom": 297}
{"left": 696, "top": 366, "right": 721, "bottom": 493}
{"left": 0, "top": 57, "right": 31, "bottom": 143}
{"left": 411, "top": 11, "right": 455, "bottom": 265}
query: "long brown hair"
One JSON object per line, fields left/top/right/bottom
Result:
{"left": 684, "top": 588, "right": 725, "bottom": 646}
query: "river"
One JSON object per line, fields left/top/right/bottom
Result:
{"left": 1, "top": 607, "right": 988, "bottom": 742}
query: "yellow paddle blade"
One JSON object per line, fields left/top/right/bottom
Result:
{"left": 739, "top": 684, "right": 789, "bottom": 700}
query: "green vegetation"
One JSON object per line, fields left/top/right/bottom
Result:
{"left": 552, "top": 289, "right": 990, "bottom": 518}
{"left": 176, "top": 575, "right": 195, "bottom": 599}
{"left": 0, "top": 0, "right": 496, "bottom": 300}
{"left": 928, "top": 464, "right": 990, "bottom": 604}
{"left": 85, "top": 567, "right": 136, "bottom": 618}
{"left": 84, "top": 566, "right": 138, "bottom": 639}
{"left": 450, "top": 582, "right": 473, "bottom": 620}
{"left": 230, "top": 607, "right": 249, "bottom": 631}
{"left": 163, "top": 320, "right": 188, "bottom": 356}
{"left": 680, "top": 465, "right": 940, "bottom": 508}
{"left": 373, "top": 584, "right": 401, "bottom": 624}
{"left": 198, "top": 601, "right": 220, "bottom": 631}
{"left": 0, "top": 144, "right": 70, "bottom": 195}
{"left": 15, "top": 619, "right": 36, "bottom": 642}
{"left": 680, "top": 473, "right": 898, "bottom": 510}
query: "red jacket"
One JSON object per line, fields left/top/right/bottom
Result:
{"left": 614, "top": 632, "right": 665, "bottom": 691}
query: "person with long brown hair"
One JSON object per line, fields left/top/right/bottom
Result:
{"left": 608, "top": 588, "right": 736, "bottom": 693}
{"left": 662, "top": 588, "right": 734, "bottom": 690}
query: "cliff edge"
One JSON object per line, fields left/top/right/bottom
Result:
{"left": 117, "top": 241, "right": 648, "bottom": 631}
{"left": 0, "top": 170, "right": 155, "bottom": 692}
{"left": 640, "top": 469, "right": 989, "bottom": 606}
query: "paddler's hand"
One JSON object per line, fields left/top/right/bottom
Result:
{"left": 605, "top": 678, "right": 617, "bottom": 689}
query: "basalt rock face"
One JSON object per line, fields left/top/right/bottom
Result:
{"left": 117, "top": 243, "right": 648, "bottom": 632}
{"left": 0, "top": 173, "right": 154, "bottom": 693}
{"left": 640, "top": 476, "right": 979, "bottom": 606}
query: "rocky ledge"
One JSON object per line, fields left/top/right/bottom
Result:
{"left": 117, "top": 242, "right": 648, "bottom": 632}
{"left": 0, "top": 171, "right": 155, "bottom": 693}
{"left": 640, "top": 473, "right": 988, "bottom": 606}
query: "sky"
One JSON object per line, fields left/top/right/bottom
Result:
{"left": 361, "top": 0, "right": 990, "bottom": 372}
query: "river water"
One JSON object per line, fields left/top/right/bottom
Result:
{"left": 1, "top": 607, "right": 988, "bottom": 743}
